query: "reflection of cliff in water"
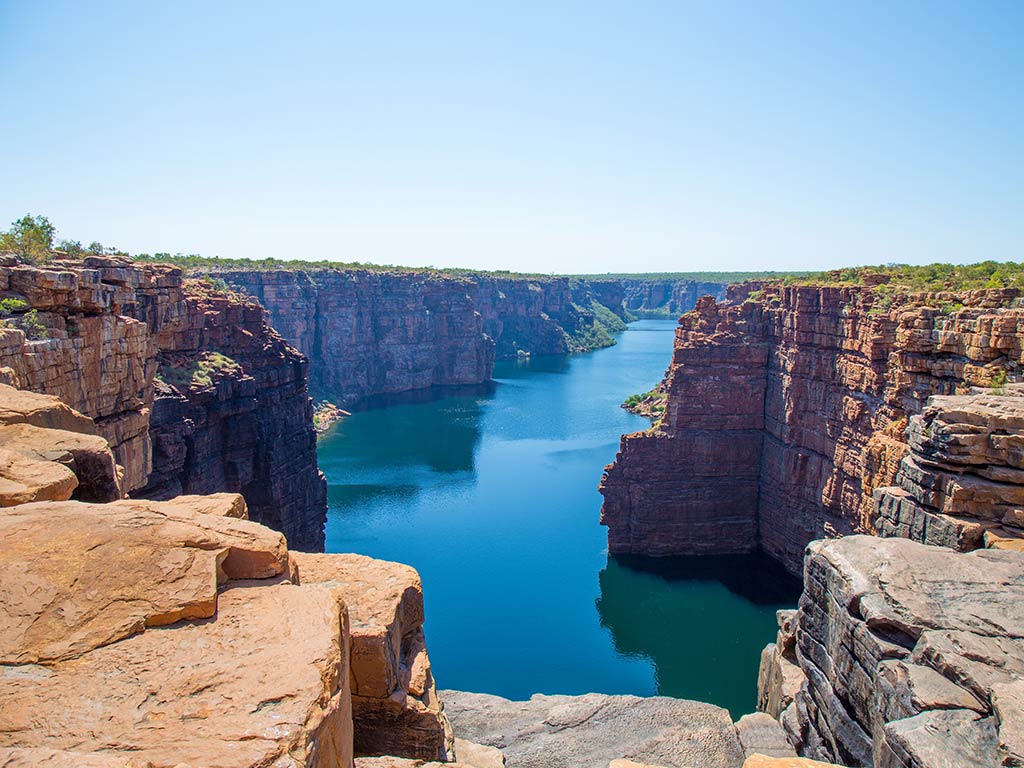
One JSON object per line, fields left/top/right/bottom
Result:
{"left": 596, "top": 553, "right": 801, "bottom": 717}
{"left": 319, "top": 385, "right": 492, "bottom": 477}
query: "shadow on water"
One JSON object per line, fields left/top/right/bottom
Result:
{"left": 596, "top": 553, "right": 801, "bottom": 717}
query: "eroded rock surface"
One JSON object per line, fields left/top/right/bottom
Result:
{"left": 0, "top": 495, "right": 352, "bottom": 768}
{"left": 294, "top": 553, "right": 454, "bottom": 761}
{"left": 440, "top": 690, "right": 745, "bottom": 768}
{"left": 757, "top": 535, "right": 1023, "bottom": 767}
{"left": 875, "top": 387, "right": 1024, "bottom": 551}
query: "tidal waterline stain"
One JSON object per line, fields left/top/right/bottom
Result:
{"left": 320, "top": 319, "right": 800, "bottom": 717}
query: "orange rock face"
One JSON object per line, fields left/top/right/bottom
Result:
{"left": 293, "top": 553, "right": 455, "bottom": 762}
{"left": 600, "top": 285, "right": 1024, "bottom": 573}
{"left": 0, "top": 493, "right": 353, "bottom": 768}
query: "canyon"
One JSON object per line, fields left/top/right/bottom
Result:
{"left": 5, "top": 251, "right": 1024, "bottom": 768}
{"left": 211, "top": 269, "right": 724, "bottom": 406}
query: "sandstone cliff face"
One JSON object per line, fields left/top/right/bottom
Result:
{"left": 621, "top": 279, "right": 727, "bottom": 316}
{"left": 600, "top": 284, "right": 1024, "bottom": 574}
{"left": 214, "top": 270, "right": 627, "bottom": 406}
{"left": 874, "top": 386, "right": 1024, "bottom": 552}
{"left": 757, "top": 535, "right": 1024, "bottom": 768}
{"left": 0, "top": 257, "right": 326, "bottom": 549}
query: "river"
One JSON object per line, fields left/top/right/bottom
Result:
{"left": 319, "top": 318, "right": 799, "bottom": 717}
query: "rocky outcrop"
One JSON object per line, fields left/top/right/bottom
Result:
{"left": 757, "top": 535, "right": 1024, "bottom": 768}
{"left": 293, "top": 553, "right": 454, "bottom": 761}
{"left": 212, "top": 270, "right": 627, "bottom": 406}
{"left": 601, "top": 284, "right": 1024, "bottom": 574}
{"left": 0, "top": 258, "right": 325, "bottom": 549}
{"left": 874, "top": 387, "right": 1024, "bottom": 552}
{"left": 621, "top": 279, "right": 727, "bottom": 316}
{"left": 0, "top": 403, "right": 459, "bottom": 767}
{"left": 0, "top": 495, "right": 353, "bottom": 768}
{"left": 440, "top": 690, "right": 751, "bottom": 768}
{"left": 0, "top": 383, "right": 121, "bottom": 506}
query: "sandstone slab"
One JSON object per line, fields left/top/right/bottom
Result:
{"left": 440, "top": 690, "right": 745, "bottom": 768}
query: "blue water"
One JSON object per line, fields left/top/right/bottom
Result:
{"left": 320, "top": 319, "right": 799, "bottom": 717}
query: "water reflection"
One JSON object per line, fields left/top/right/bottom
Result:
{"left": 319, "top": 387, "right": 492, "bottom": 475}
{"left": 596, "top": 553, "right": 800, "bottom": 716}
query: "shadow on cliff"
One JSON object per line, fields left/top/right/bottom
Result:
{"left": 595, "top": 553, "right": 801, "bottom": 715}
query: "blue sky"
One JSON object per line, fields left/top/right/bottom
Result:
{"left": 1, "top": 1, "right": 1021, "bottom": 273}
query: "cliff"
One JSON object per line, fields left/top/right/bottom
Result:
{"left": 0, "top": 256, "right": 326, "bottom": 549}
{"left": 600, "top": 283, "right": 1024, "bottom": 574}
{"left": 212, "top": 270, "right": 627, "bottom": 406}
{"left": 621, "top": 278, "right": 728, "bottom": 316}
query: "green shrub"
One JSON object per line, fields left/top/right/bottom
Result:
{"left": 0, "top": 298, "right": 47, "bottom": 339}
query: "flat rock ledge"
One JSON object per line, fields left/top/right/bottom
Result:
{"left": 440, "top": 690, "right": 758, "bottom": 768}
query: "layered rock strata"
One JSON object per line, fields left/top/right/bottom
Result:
{"left": 0, "top": 397, "right": 456, "bottom": 767}
{"left": 0, "top": 383, "right": 121, "bottom": 505}
{"left": 213, "top": 270, "right": 629, "bottom": 406}
{"left": 0, "top": 495, "right": 354, "bottom": 768}
{"left": 0, "top": 257, "right": 325, "bottom": 549}
{"left": 874, "top": 387, "right": 1024, "bottom": 552}
{"left": 601, "top": 284, "right": 1024, "bottom": 573}
{"left": 757, "top": 535, "right": 1024, "bottom": 768}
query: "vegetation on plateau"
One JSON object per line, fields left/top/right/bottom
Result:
{"left": 0, "top": 297, "right": 47, "bottom": 340}
{"left": 786, "top": 262, "right": 1024, "bottom": 292}
{"left": 157, "top": 351, "right": 242, "bottom": 391}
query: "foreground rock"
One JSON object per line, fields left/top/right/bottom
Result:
{"left": 0, "top": 383, "right": 121, "bottom": 506}
{"left": 440, "top": 690, "right": 746, "bottom": 768}
{"left": 0, "top": 496, "right": 351, "bottom": 767}
{"left": 294, "top": 553, "right": 455, "bottom": 761}
{"left": 875, "top": 386, "right": 1024, "bottom": 551}
{"left": 757, "top": 535, "right": 1024, "bottom": 767}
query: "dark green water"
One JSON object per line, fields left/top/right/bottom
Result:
{"left": 320, "top": 319, "right": 800, "bottom": 717}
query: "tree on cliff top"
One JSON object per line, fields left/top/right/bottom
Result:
{"left": 0, "top": 214, "right": 56, "bottom": 263}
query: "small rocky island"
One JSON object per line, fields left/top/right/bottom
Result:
{"left": 3, "top": 236, "right": 1024, "bottom": 768}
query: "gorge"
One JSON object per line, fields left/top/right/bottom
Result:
{"left": 4, "top": 251, "right": 1024, "bottom": 768}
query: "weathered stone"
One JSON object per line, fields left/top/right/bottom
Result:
{"left": 0, "top": 499, "right": 288, "bottom": 663}
{"left": 293, "top": 552, "right": 453, "bottom": 762}
{"left": 742, "top": 756, "right": 848, "bottom": 768}
{"left": 735, "top": 713, "right": 798, "bottom": 759}
{"left": 0, "top": 582, "right": 353, "bottom": 768}
{"left": 875, "top": 710, "right": 999, "bottom": 768}
{"left": 765, "top": 536, "right": 1024, "bottom": 767}
{"left": 440, "top": 690, "right": 745, "bottom": 768}
{"left": 992, "top": 680, "right": 1024, "bottom": 768}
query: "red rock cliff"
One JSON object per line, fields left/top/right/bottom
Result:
{"left": 214, "top": 270, "right": 625, "bottom": 405}
{"left": 600, "top": 283, "right": 1024, "bottom": 574}
{"left": 0, "top": 256, "right": 326, "bottom": 550}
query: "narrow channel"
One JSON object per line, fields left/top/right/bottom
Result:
{"left": 320, "top": 319, "right": 800, "bottom": 717}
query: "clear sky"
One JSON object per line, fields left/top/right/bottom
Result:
{"left": 1, "top": 2, "right": 1021, "bottom": 273}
